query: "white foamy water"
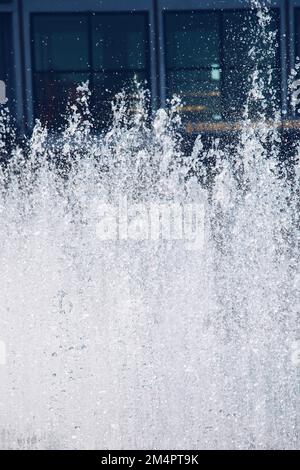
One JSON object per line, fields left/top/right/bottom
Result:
{"left": 0, "top": 4, "right": 299, "bottom": 450}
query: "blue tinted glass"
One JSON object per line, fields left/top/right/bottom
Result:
{"left": 33, "top": 72, "right": 89, "bottom": 128}
{"left": 223, "top": 10, "right": 279, "bottom": 70}
{"left": 296, "top": 8, "right": 300, "bottom": 58}
{"left": 167, "top": 70, "right": 221, "bottom": 122}
{"left": 165, "top": 12, "right": 220, "bottom": 69}
{"left": 32, "top": 13, "right": 150, "bottom": 129}
{"left": 0, "top": 13, "right": 14, "bottom": 111}
{"left": 294, "top": 9, "right": 300, "bottom": 114}
{"left": 223, "top": 9, "right": 280, "bottom": 120}
{"left": 92, "top": 13, "right": 148, "bottom": 71}
{"left": 33, "top": 15, "right": 89, "bottom": 71}
{"left": 165, "top": 11, "right": 221, "bottom": 123}
{"left": 165, "top": 9, "right": 280, "bottom": 123}
{"left": 223, "top": 10, "right": 258, "bottom": 69}
{"left": 91, "top": 70, "right": 147, "bottom": 128}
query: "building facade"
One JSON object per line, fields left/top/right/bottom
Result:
{"left": 0, "top": 0, "right": 299, "bottom": 134}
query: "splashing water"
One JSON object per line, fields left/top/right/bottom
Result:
{"left": 0, "top": 4, "right": 299, "bottom": 450}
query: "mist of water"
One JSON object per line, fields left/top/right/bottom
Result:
{"left": 0, "top": 3, "right": 299, "bottom": 450}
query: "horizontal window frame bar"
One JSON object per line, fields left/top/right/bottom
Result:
{"left": 158, "top": 0, "right": 283, "bottom": 11}
{"left": 33, "top": 68, "right": 148, "bottom": 74}
{"left": 24, "top": 0, "right": 153, "bottom": 13}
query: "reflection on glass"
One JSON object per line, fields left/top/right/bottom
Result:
{"left": 294, "top": 9, "right": 300, "bottom": 115}
{"left": 92, "top": 71, "right": 147, "bottom": 128}
{"left": 92, "top": 14, "right": 147, "bottom": 71}
{"left": 0, "top": 13, "right": 14, "bottom": 113}
{"left": 168, "top": 70, "right": 221, "bottom": 122}
{"left": 33, "top": 15, "right": 89, "bottom": 72}
{"left": 33, "top": 73, "right": 89, "bottom": 128}
{"left": 165, "top": 9, "right": 280, "bottom": 126}
{"left": 32, "top": 13, "right": 149, "bottom": 129}
{"left": 165, "top": 12, "right": 219, "bottom": 69}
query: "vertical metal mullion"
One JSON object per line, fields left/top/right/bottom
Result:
{"left": 87, "top": 12, "right": 94, "bottom": 119}
{"left": 289, "top": 1, "right": 297, "bottom": 118}
{"left": 158, "top": 6, "right": 166, "bottom": 107}
{"left": 280, "top": 4, "right": 288, "bottom": 118}
{"left": 219, "top": 10, "right": 225, "bottom": 121}
{"left": 10, "top": 0, "right": 24, "bottom": 133}
{"left": 29, "top": 11, "right": 36, "bottom": 128}
{"left": 153, "top": 0, "right": 161, "bottom": 109}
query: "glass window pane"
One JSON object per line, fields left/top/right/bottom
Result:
{"left": 34, "top": 72, "right": 89, "bottom": 128}
{"left": 222, "top": 67, "right": 252, "bottom": 120}
{"left": 91, "top": 70, "right": 147, "bottom": 129}
{"left": 32, "top": 13, "right": 150, "bottom": 129}
{"left": 165, "top": 11, "right": 221, "bottom": 124}
{"left": 0, "top": 13, "right": 14, "bottom": 111}
{"left": 167, "top": 70, "right": 221, "bottom": 122}
{"left": 165, "top": 9, "right": 280, "bottom": 124}
{"left": 0, "top": 13, "right": 11, "bottom": 81}
{"left": 222, "top": 9, "right": 280, "bottom": 120}
{"left": 92, "top": 13, "right": 148, "bottom": 71}
{"left": 294, "top": 9, "right": 300, "bottom": 115}
{"left": 165, "top": 12, "right": 220, "bottom": 69}
{"left": 222, "top": 67, "right": 281, "bottom": 121}
{"left": 32, "top": 15, "right": 89, "bottom": 71}
{"left": 295, "top": 8, "right": 300, "bottom": 59}
{"left": 223, "top": 10, "right": 280, "bottom": 70}
{"left": 223, "top": 10, "right": 258, "bottom": 70}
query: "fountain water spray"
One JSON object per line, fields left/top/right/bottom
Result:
{"left": 0, "top": 1, "right": 299, "bottom": 449}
